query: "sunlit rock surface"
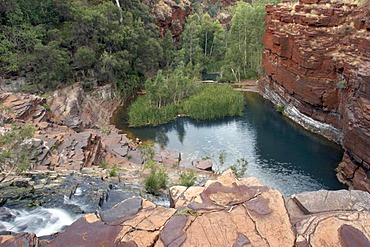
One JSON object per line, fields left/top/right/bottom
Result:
{"left": 2, "top": 170, "right": 369, "bottom": 246}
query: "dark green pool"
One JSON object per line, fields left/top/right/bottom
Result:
{"left": 113, "top": 92, "right": 345, "bottom": 195}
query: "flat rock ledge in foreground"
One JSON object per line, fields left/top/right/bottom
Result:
{"left": 1, "top": 170, "right": 370, "bottom": 247}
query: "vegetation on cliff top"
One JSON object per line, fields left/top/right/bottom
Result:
{"left": 0, "top": 0, "right": 278, "bottom": 94}
{"left": 0, "top": 0, "right": 161, "bottom": 96}
{"left": 0, "top": 0, "right": 277, "bottom": 125}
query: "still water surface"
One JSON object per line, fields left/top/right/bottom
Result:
{"left": 113, "top": 92, "right": 345, "bottom": 195}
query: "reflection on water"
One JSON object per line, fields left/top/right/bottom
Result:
{"left": 116, "top": 92, "right": 345, "bottom": 195}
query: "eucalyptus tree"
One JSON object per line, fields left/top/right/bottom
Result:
{"left": 180, "top": 13, "right": 202, "bottom": 66}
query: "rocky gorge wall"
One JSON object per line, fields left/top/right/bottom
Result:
{"left": 261, "top": 0, "right": 370, "bottom": 192}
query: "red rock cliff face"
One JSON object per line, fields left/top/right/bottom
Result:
{"left": 143, "top": 0, "right": 192, "bottom": 41}
{"left": 261, "top": 0, "right": 370, "bottom": 192}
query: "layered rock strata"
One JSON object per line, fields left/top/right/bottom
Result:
{"left": 2, "top": 170, "right": 369, "bottom": 246}
{"left": 0, "top": 86, "right": 199, "bottom": 185}
{"left": 261, "top": 0, "right": 370, "bottom": 192}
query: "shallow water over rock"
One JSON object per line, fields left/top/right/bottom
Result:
{"left": 118, "top": 92, "right": 345, "bottom": 195}
{"left": 0, "top": 173, "right": 169, "bottom": 236}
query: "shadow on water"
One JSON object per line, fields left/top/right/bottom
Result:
{"left": 112, "top": 92, "right": 345, "bottom": 195}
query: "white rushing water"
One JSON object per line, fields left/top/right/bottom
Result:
{"left": 0, "top": 207, "right": 79, "bottom": 237}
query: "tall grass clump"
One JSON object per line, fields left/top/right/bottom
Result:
{"left": 179, "top": 170, "right": 197, "bottom": 187}
{"left": 128, "top": 96, "right": 179, "bottom": 127}
{"left": 144, "top": 165, "right": 168, "bottom": 195}
{"left": 182, "top": 84, "right": 244, "bottom": 120}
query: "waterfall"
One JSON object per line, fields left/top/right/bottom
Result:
{"left": 0, "top": 207, "right": 79, "bottom": 237}
{"left": 115, "top": 0, "right": 123, "bottom": 24}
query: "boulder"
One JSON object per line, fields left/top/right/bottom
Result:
{"left": 192, "top": 159, "right": 213, "bottom": 171}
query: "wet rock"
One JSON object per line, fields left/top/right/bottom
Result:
{"left": 11, "top": 180, "right": 31, "bottom": 188}
{"left": 100, "top": 197, "right": 142, "bottom": 223}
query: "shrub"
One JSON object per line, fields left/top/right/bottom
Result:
{"left": 108, "top": 164, "right": 120, "bottom": 177}
{"left": 140, "top": 143, "right": 155, "bottom": 161}
{"left": 230, "top": 158, "right": 248, "bottom": 178}
{"left": 275, "top": 103, "right": 285, "bottom": 113}
{"left": 218, "top": 150, "right": 226, "bottom": 166}
{"left": 43, "top": 103, "right": 51, "bottom": 112}
{"left": 179, "top": 170, "right": 196, "bottom": 187}
{"left": 99, "top": 160, "right": 108, "bottom": 169}
{"left": 100, "top": 125, "right": 110, "bottom": 135}
{"left": 144, "top": 165, "right": 168, "bottom": 195}
{"left": 0, "top": 124, "right": 36, "bottom": 182}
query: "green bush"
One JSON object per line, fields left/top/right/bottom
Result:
{"left": 144, "top": 166, "right": 168, "bottom": 195}
{"left": 275, "top": 103, "right": 285, "bottom": 113}
{"left": 230, "top": 158, "right": 248, "bottom": 178}
{"left": 108, "top": 164, "right": 120, "bottom": 177}
{"left": 179, "top": 170, "right": 196, "bottom": 187}
{"left": 99, "top": 160, "right": 108, "bottom": 169}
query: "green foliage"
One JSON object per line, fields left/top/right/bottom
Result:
{"left": 128, "top": 96, "right": 179, "bottom": 127}
{"left": 179, "top": 13, "right": 202, "bottom": 66}
{"left": 230, "top": 158, "right": 248, "bottom": 178}
{"left": 129, "top": 83, "right": 244, "bottom": 126}
{"left": 218, "top": 150, "right": 226, "bottom": 166}
{"left": 145, "top": 65, "right": 199, "bottom": 108}
{"left": 222, "top": 1, "right": 267, "bottom": 81}
{"left": 179, "top": 170, "right": 196, "bottom": 187}
{"left": 275, "top": 103, "right": 285, "bottom": 113}
{"left": 108, "top": 164, "right": 120, "bottom": 177}
{"left": 336, "top": 80, "right": 346, "bottom": 90}
{"left": 140, "top": 143, "right": 155, "bottom": 161}
{"left": 43, "top": 103, "right": 51, "bottom": 112}
{"left": 182, "top": 84, "right": 244, "bottom": 120}
{"left": 99, "top": 160, "right": 108, "bottom": 169}
{"left": 176, "top": 207, "right": 201, "bottom": 216}
{"left": 100, "top": 125, "right": 110, "bottom": 135}
{"left": 0, "top": 124, "right": 36, "bottom": 182}
{"left": 0, "top": 0, "right": 161, "bottom": 96}
{"left": 144, "top": 165, "right": 168, "bottom": 195}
